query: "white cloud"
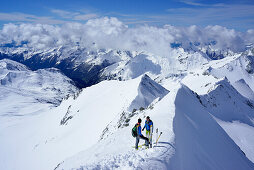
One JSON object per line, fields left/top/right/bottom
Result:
{"left": 0, "top": 12, "right": 66, "bottom": 24}
{"left": 0, "top": 17, "right": 253, "bottom": 56}
{"left": 51, "top": 9, "right": 98, "bottom": 21}
{"left": 73, "top": 14, "right": 98, "bottom": 21}
{"left": 180, "top": 0, "right": 206, "bottom": 6}
{"left": 50, "top": 9, "right": 77, "bottom": 19}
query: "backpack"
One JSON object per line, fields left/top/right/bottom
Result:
{"left": 132, "top": 124, "right": 138, "bottom": 137}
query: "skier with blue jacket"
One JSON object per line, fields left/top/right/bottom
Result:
{"left": 135, "top": 118, "right": 149, "bottom": 150}
{"left": 142, "top": 116, "right": 153, "bottom": 148}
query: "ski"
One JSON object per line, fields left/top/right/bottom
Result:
{"left": 132, "top": 144, "right": 146, "bottom": 148}
{"left": 132, "top": 144, "right": 149, "bottom": 149}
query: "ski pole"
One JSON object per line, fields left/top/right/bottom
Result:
{"left": 156, "top": 132, "right": 162, "bottom": 145}
{"left": 156, "top": 128, "right": 158, "bottom": 144}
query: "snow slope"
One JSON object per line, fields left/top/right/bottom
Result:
{"left": 0, "top": 74, "right": 169, "bottom": 170}
{"left": 0, "top": 59, "right": 78, "bottom": 116}
{"left": 209, "top": 53, "right": 254, "bottom": 94}
{"left": 56, "top": 87, "right": 178, "bottom": 170}
{"left": 181, "top": 54, "right": 254, "bottom": 164}
{"left": 128, "top": 74, "right": 169, "bottom": 112}
{"left": 232, "top": 79, "right": 254, "bottom": 101}
{"left": 57, "top": 84, "right": 254, "bottom": 170}
{"left": 170, "top": 85, "right": 253, "bottom": 170}
{"left": 200, "top": 78, "right": 254, "bottom": 127}
{"left": 217, "top": 119, "right": 254, "bottom": 163}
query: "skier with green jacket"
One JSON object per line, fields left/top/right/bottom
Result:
{"left": 135, "top": 118, "right": 149, "bottom": 150}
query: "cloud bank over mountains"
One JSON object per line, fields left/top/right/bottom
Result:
{"left": 0, "top": 17, "right": 253, "bottom": 57}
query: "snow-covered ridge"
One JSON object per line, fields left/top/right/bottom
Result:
{"left": 170, "top": 85, "right": 253, "bottom": 169}
{"left": 128, "top": 74, "right": 169, "bottom": 112}
{"left": 200, "top": 78, "right": 254, "bottom": 127}
{"left": 0, "top": 73, "right": 170, "bottom": 170}
{"left": 0, "top": 58, "right": 28, "bottom": 71}
{"left": 0, "top": 59, "right": 78, "bottom": 116}
{"left": 57, "top": 84, "right": 254, "bottom": 170}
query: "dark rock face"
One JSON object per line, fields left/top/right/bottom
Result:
{"left": 245, "top": 55, "right": 254, "bottom": 74}
{"left": 206, "top": 50, "right": 225, "bottom": 60}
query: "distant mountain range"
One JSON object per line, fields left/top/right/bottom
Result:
{"left": 1, "top": 42, "right": 251, "bottom": 88}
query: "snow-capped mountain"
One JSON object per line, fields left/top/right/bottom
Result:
{"left": 0, "top": 20, "right": 254, "bottom": 169}
{"left": 0, "top": 59, "right": 78, "bottom": 115}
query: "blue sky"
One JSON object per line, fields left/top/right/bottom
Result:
{"left": 0, "top": 0, "right": 254, "bottom": 31}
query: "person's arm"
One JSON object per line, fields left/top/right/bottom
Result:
{"left": 138, "top": 125, "right": 142, "bottom": 136}
{"left": 150, "top": 122, "right": 153, "bottom": 133}
{"left": 142, "top": 123, "right": 145, "bottom": 131}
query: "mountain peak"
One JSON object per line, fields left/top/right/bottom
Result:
{"left": 128, "top": 74, "right": 169, "bottom": 112}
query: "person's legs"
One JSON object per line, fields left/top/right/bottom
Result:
{"left": 146, "top": 130, "right": 152, "bottom": 148}
{"left": 140, "top": 135, "right": 149, "bottom": 146}
{"left": 145, "top": 130, "right": 149, "bottom": 145}
{"left": 135, "top": 136, "right": 140, "bottom": 149}
{"left": 146, "top": 130, "right": 149, "bottom": 138}
{"left": 149, "top": 133, "right": 153, "bottom": 148}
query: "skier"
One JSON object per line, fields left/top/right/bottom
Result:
{"left": 135, "top": 118, "right": 149, "bottom": 150}
{"left": 142, "top": 116, "right": 153, "bottom": 148}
